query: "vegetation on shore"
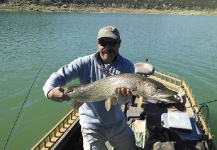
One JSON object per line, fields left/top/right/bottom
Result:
{"left": 0, "top": 0, "right": 217, "bottom": 15}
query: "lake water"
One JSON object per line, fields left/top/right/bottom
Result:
{"left": 0, "top": 11, "right": 217, "bottom": 149}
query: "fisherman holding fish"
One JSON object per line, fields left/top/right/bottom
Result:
{"left": 43, "top": 26, "right": 137, "bottom": 150}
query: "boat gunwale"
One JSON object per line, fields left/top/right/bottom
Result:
{"left": 152, "top": 71, "right": 212, "bottom": 140}
{"left": 31, "top": 71, "right": 214, "bottom": 149}
{"left": 31, "top": 109, "right": 79, "bottom": 150}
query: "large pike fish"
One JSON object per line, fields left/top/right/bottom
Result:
{"left": 65, "top": 73, "right": 178, "bottom": 111}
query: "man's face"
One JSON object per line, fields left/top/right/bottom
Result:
{"left": 97, "top": 37, "right": 121, "bottom": 64}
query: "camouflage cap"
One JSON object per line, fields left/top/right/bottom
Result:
{"left": 97, "top": 26, "right": 120, "bottom": 40}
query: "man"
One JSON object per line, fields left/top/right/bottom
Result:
{"left": 43, "top": 26, "right": 136, "bottom": 150}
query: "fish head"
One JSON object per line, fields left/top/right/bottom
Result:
{"left": 137, "top": 78, "right": 178, "bottom": 100}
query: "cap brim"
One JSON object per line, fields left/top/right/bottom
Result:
{"left": 97, "top": 34, "right": 119, "bottom": 40}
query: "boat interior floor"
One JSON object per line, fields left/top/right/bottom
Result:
{"left": 125, "top": 97, "right": 209, "bottom": 150}
{"left": 64, "top": 97, "right": 209, "bottom": 150}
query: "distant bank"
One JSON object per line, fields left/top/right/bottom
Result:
{"left": 1, "top": 3, "right": 217, "bottom": 15}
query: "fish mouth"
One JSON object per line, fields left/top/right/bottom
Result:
{"left": 148, "top": 96, "right": 179, "bottom": 103}
{"left": 149, "top": 90, "right": 179, "bottom": 103}
{"left": 151, "top": 93, "right": 174, "bottom": 99}
{"left": 151, "top": 89, "right": 178, "bottom": 99}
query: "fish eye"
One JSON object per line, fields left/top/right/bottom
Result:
{"left": 157, "top": 85, "right": 162, "bottom": 89}
{"left": 157, "top": 84, "right": 164, "bottom": 91}
{"left": 157, "top": 88, "right": 162, "bottom": 93}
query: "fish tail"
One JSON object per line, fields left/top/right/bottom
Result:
{"left": 65, "top": 84, "right": 83, "bottom": 93}
{"left": 65, "top": 84, "right": 84, "bottom": 98}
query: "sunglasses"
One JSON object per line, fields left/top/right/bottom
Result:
{"left": 99, "top": 40, "right": 120, "bottom": 47}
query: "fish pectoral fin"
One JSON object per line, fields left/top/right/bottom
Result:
{"left": 137, "top": 96, "right": 144, "bottom": 110}
{"left": 105, "top": 98, "right": 113, "bottom": 111}
{"left": 71, "top": 100, "right": 83, "bottom": 110}
{"left": 137, "top": 96, "right": 148, "bottom": 110}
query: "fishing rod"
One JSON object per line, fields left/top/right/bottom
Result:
{"left": 3, "top": 62, "right": 47, "bottom": 150}
{"left": 185, "top": 99, "right": 216, "bottom": 125}
{"left": 185, "top": 99, "right": 217, "bottom": 109}
{"left": 199, "top": 99, "right": 217, "bottom": 105}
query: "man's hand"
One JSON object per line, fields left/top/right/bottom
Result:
{"left": 47, "top": 87, "right": 71, "bottom": 102}
{"left": 117, "top": 88, "right": 132, "bottom": 97}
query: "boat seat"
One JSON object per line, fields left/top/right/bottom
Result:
{"left": 161, "top": 112, "right": 202, "bottom": 140}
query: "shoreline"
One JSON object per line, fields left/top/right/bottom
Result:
{"left": 1, "top": 3, "right": 217, "bottom": 16}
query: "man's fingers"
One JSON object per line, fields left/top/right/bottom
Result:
{"left": 126, "top": 89, "right": 132, "bottom": 96}
{"left": 117, "top": 88, "right": 132, "bottom": 97}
